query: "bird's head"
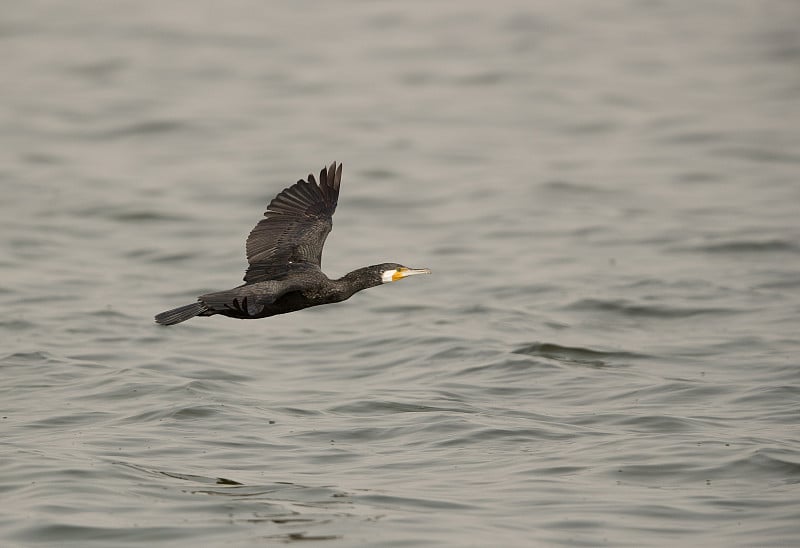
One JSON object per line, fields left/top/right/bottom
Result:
{"left": 377, "top": 263, "right": 432, "bottom": 284}
{"left": 338, "top": 263, "right": 431, "bottom": 296}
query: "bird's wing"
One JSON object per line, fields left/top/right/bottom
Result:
{"left": 200, "top": 279, "right": 302, "bottom": 315}
{"left": 243, "top": 162, "right": 342, "bottom": 283}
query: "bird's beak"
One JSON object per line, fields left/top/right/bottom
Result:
{"left": 394, "top": 267, "right": 431, "bottom": 281}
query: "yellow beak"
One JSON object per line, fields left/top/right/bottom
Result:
{"left": 392, "top": 267, "right": 432, "bottom": 282}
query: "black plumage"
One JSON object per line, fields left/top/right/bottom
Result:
{"left": 155, "top": 162, "right": 430, "bottom": 326}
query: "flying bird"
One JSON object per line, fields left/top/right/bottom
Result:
{"left": 155, "top": 162, "right": 430, "bottom": 325}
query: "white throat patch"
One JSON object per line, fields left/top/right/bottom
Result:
{"left": 381, "top": 269, "right": 398, "bottom": 283}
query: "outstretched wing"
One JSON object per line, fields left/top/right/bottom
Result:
{"left": 243, "top": 162, "right": 342, "bottom": 283}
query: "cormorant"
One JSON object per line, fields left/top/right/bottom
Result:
{"left": 155, "top": 162, "right": 430, "bottom": 325}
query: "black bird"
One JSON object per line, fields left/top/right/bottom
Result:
{"left": 155, "top": 162, "right": 430, "bottom": 325}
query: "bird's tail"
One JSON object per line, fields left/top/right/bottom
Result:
{"left": 154, "top": 302, "right": 207, "bottom": 326}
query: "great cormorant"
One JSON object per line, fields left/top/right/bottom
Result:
{"left": 155, "top": 162, "right": 430, "bottom": 325}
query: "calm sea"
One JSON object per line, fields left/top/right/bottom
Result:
{"left": 2, "top": 1, "right": 799, "bottom": 546}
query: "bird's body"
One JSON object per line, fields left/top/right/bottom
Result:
{"left": 155, "top": 162, "right": 430, "bottom": 325}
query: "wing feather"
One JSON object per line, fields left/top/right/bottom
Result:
{"left": 243, "top": 162, "right": 341, "bottom": 283}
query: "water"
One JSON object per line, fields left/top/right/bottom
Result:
{"left": 2, "top": 1, "right": 799, "bottom": 546}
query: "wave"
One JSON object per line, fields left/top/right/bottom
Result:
{"left": 563, "top": 298, "right": 741, "bottom": 318}
{"left": 512, "top": 341, "right": 649, "bottom": 367}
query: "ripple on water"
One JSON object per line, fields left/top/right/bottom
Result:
{"left": 673, "top": 238, "right": 800, "bottom": 255}
{"left": 512, "top": 341, "right": 650, "bottom": 368}
{"left": 9, "top": 460, "right": 363, "bottom": 545}
{"left": 87, "top": 119, "right": 195, "bottom": 141}
{"left": 563, "top": 298, "right": 743, "bottom": 319}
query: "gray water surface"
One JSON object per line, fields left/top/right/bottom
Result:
{"left": 2, "top": 1, "right": 800, "bottom": 546}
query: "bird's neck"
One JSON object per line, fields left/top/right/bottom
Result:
{"left": 333, "top": 267, "right": 382, "bottom": 300}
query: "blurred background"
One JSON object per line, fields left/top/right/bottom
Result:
{"left": 2, "top": 1, "right": 799, "bottom": 546}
